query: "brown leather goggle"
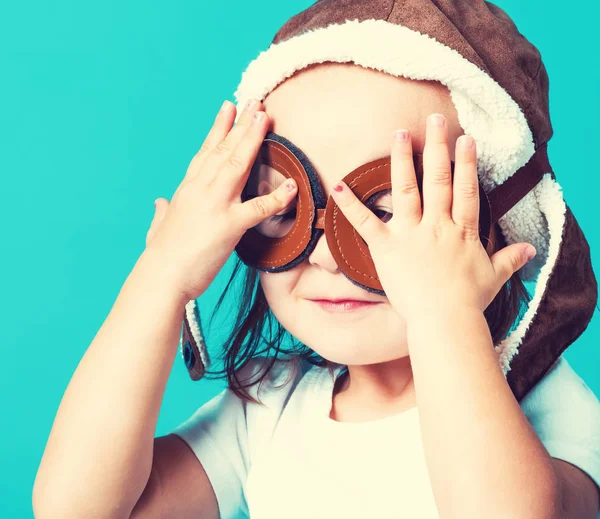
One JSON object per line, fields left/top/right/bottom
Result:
{"left": 234, "top": 131, "right": 550, "bottom": 295}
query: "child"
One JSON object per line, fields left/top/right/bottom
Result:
{"left": 33, "top": 1, "right": 600, "bottom": 518}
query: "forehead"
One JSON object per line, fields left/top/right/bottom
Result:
{"left": 261, "top": 63, "right": 464, "bottom": 189}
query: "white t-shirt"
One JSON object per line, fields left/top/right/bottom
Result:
{"left": 171, "top": 356, "right": 600, "bottom": 519}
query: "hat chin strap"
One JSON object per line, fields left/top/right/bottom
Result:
{"left": 486, "top": 143, "right": 552, "bottom": 224}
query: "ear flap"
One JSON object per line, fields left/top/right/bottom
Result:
{"left": 505, "top": 205, "right": 597, "bottom": 402}
{"left": 180, "top": 300, "right": 209, "bottom": 380}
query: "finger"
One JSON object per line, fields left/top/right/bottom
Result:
{"left": 422, "top": 113, "right": 453, "bottom": 225}
{"left": 182, "top": 100, "right": 237, "bottom": 185}
{"left": 490, "top": 243, "right": 536, "bottom": 294}
{"left": 329, "top": 181, "right": 386, "bottom": 246}
{"left": 452, "top": 135, "right": 480, "bottom": 241}
{"left": 236, "top": 177, "right": 298, "bottom": 230}
{"left": 193, "top": 99, "right": 264, "bottom": 186}
{"left": 146, "top": 197, "right": 169, "bottom": 248}
{"left": 390, "top": 128, "right": 421, "bottom": 228}
{"left": 213, "top": 109, "right": 270, "bottom": 200}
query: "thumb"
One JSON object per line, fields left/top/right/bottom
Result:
{"left": 154, "top": 198, "right": 169, "bottom": 220}
{"left": 146, "top": 197, "right": 170, "bottom": 247}
{"left": 490, "top": 243, "right": 536, "bottom": 287}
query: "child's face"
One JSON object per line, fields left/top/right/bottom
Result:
{"left": 256, "top": 62, "right": 492, "bottom": 366}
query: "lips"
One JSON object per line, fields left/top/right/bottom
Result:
{"left": 309, "top": 298, "right": 378, "bottom": 303}
{"left": 310, "top": 299, "right": 380, "bottom": 312}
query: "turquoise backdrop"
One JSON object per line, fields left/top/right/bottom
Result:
{"left": 2, "top": 1, "right": 599, "bottom": 517}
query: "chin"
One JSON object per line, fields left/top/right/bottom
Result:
{"left": 309, "top": 340, "right": 411, "bottom": 366}
{"left": 273, "top": 302, "right": 411, "bottom": 365}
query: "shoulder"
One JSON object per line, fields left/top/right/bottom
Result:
{"left": 234, "top": 355, "right": 307, "bottom": 390}
{"left": 223, "top": 355, "right": 325, "bottom": 413}
{"left": 519, "top": 356, "right": 600, "bottom": 494}
{"left": 520, "top": 355, "right": 600, "bottom": 419}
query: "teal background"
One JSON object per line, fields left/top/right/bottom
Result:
{"left": 2, "top": 1, "right": 599, "bottom": 517}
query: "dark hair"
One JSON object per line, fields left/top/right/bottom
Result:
{"left": 199, "top": 221, "right": 532, "bottom": 405}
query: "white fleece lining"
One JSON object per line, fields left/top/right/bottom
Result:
{"left": 183, "top": 17, "right": 566, "bottom": 376}
{"left": 496, "top": 175, "right": 565, "bottom": 372}
{"left": 180, "top": 300, "right": 210, "bottom": 370}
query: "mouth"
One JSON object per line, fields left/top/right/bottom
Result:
{"left": 309, "top": 299, "right": 380, "bottom": 312}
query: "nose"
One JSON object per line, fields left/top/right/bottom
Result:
{"left": 307, "top": 230, "right": 341, "bottom": 274}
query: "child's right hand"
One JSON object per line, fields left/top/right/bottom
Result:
{"left": 143, "top": 99, "right": 297, "bottom": 302}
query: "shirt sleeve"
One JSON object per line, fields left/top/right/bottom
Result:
{"left": 520, "top": 355, "right": 600, "bottom": 493}
{"left": 171, "top": 386, "right": 250, "bottom": 519}
{"left": 170, "top": 357, "right": 276, "bottom": 519}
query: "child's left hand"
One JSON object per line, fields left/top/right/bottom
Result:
{"left": 330, "top": 113, "right": 537, "bottom": 323}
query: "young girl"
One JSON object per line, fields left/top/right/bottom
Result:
{"left": 33, "top": 1, "right": 600, "bottom": 518}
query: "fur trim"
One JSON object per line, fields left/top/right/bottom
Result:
{"left": 179, "top": 299, "right": 210, "bottom": 369}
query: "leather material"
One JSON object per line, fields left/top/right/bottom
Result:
{"left": 235, "top": 131, "right": 548, "bottom": 294}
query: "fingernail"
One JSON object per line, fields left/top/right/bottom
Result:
{"left": 431, "top": 114, "right": 445, "bottom": 127}
{"left": 394, "top": 129, "right": 409, "bottom": 142}
{"left": 333, "top": 182, "right": 345, "bottom": 193}
{"left": 461, "top": 135, "right": 475, "bottom": 150}
{"left": 523, "top": 246, "right": 536, "bottom": 261}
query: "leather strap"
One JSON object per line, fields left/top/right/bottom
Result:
{"left": 485, "top": 143, "right": 552, "bottom": 224}
{"left": 314, "top": 142, "right": 552, "bottom": 230}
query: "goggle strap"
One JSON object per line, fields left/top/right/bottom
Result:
{"left": 315, "top": 208, "right": 326, "bottom": 229}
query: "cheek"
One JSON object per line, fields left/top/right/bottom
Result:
{"left": 258, "top": 270, "right": 296, "bottom": 306}
{"left": 258, "top": 270, "right": 304, "bottom": 338}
